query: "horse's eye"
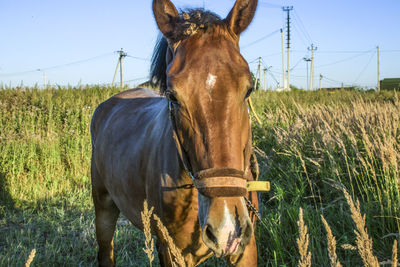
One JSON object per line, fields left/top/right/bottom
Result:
{"left": 166, "top": 91, "right": 178, "bottom": 103}
{"left": 245, "top": 86, "right": 254, "bottom": 99}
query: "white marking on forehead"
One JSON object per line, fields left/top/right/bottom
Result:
{"left": 206, "top": 73, "right": 217, "bottom": 90}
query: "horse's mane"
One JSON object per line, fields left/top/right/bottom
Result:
{"left": 150, "top": 9, "right": 224, "bottom": 93}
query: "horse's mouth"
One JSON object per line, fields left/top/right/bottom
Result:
{"left": 212, "top": 239, "right": 244, "bottom": 258}
{"left": 225, "top": 237, "right": 241, "bottom": 254}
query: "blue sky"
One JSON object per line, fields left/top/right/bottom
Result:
{"left": 0, "top": 0, "right": 399, "bottom": 89}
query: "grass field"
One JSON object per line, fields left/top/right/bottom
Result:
{"left": 0, "top": 86, "right": 398, "bottom": 266}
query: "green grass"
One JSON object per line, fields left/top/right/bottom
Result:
{"left": 0, "top": 86, "right": 398, "bottom": 266}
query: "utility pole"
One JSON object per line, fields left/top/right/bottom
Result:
{"left": 308, "top": 44, "right": 317, "bottom": 91}
{"left": 112, "top": 48, "right": 127, "bottom": 88}
{"left": 112, "top": 59, "right": 120, "bottom": 87}
{"left": 254, "top": 57, "right": 262, "bottom": 90}
{"left": 263, "top": 68, "right": 267, "bottom": 90}
{"left": 37, "top": 69, "right": 46, "bottom": 89}
{"left": 283, "top": 6, "right": 293, "bottom": 91}
{"left": 281, "top": 29, "right": 286, "bottom": 89}
{"left": 303, "top": 57, "right": 311, "bottom": 90}
{"left": 377, "top": 45, "right": 380, "bottom": 92}
{"left": 319, "top": 74, "right": 323, "bottom": 90}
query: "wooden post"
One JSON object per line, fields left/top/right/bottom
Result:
{"left": 309, "top": 44, "right": 317, "bottom": 91}
{"left": 112, "top": 59, "right": 120, "bottom": 87}
{"left": 377, "top": 45, "right": 380, "bottom": 92}
{"left": 263, "top": 68, "right": 267, "bottom": 90}
{"left": 43, "top": 72, "right": 47, "bottom": 89}
{"left": 319, "top": 74, "right": 322, "bottom": 90}
{"left": 254, "top": 57, "right": 261, "bottom": 90}
{"left": 120, "top": 53, "right": 123, "bottom": 88}
{"left": 112, "top": 49, "right": 127, "bottom": 88}
{"left": 281, "top": 29, "right": 285, "bottom": 89}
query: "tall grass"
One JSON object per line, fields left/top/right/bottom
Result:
{"left": 0, "top": 86, "right": 399, "bottom": 266}
{"left": 252, "top": 89, "right": 399, "bottom": 265}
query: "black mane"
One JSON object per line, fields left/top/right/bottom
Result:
{"left": 150, "top": 9, "right": 224, "bottom": 93}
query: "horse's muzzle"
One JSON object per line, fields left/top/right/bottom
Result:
{"left": 193, "top": 168, "right": 247, "bottom": 197}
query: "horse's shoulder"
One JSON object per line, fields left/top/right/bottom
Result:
{"left": 113, "top": 87, "right": 161, "bottom": 99}
{"left": 91, "top": 88, "right": 164, "bottom": 141}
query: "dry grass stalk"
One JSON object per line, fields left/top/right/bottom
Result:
{"left": 341, "top": 244, "right": 356, "bottom": 251}
{"left": 153, "top": 214, "right": 186, "bottom": 267}
{"left": 343, "top": 189, "right": 379, "bottom": 267}
{"left": 297, "top": 208, "right": 312, "bottom": 267}
{"left": 321, "top": 215, "right": 342, "bottom": 267}
{"left": 25, "top": 249, "right": 36, "bottom": 267}
{"left": 393, "top": 239, "right": 398, "bottom": 267}
{"left": 141, "top": 200, "right": 155, "bottom": 266}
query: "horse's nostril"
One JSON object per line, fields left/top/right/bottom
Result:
{"left": 240, "top": 219, "right": 253, "bottom": 241}
{"left": 205, "top": 225, "right": 218, "bottom": 245}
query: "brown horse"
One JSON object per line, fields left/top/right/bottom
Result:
{"left": 91, "top": 0, "right": 259, "bottom": 265}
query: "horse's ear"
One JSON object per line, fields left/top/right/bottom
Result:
{"left": 224, "top": 0, "right": 258, "bottom": 36}
{"left": 153, "top": 0, "right": 180, "bottom": 40}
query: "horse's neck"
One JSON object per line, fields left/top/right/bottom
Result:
{"left": 151, "top": 102, "right": 192, "bottom": 187}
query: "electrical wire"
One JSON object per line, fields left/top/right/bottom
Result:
{"left": 0, "top": 53, "right": 114, "bottom": 77}
{"left": 316, "top": 49, "right": 374, "bottom": 68}
{"left": 267, "top": 70, "right": 280, "bottom": 85}
{"left": 352, "top": 51, "right": 375, "bottom": 83}
{"left": 322, "top": 76, "right": 349, "bottom": 87}
{"left": 269, "top": 69, "right": 306, "bottom": 78}
{"left": 381, "top": 50, "right": 400, "bottom": 53}
{"left": 292, "top": 23, "right": 309, "bottom": 48}
{"left": 290, "top": 56, "right": 305, "bottom": 71}
{"left": 293, "top": 10, "right": 313, "bottom": 44}
{"left": 126, "top": 55, "right": 150, "bottom": 61}
{"left": 316, "top": 50, "right": 375, "bottom": 54}
{"left": 241, "top": 29, "right": 280, "bottom": 49}
{"left": 124, "top": 77, "right": 149, "bottom": 83}
{"left": 260, "top": 52, "right": 282, "bottom": 58}
{"left": 259, "top": 1, "right": 282, "bottom": 8}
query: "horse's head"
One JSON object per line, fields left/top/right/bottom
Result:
{"left": 153, "top": 0, "right": 258, "bottom": 257}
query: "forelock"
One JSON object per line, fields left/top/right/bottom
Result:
{"left": 172, "top": 9, "right": 226, "bottom": 40}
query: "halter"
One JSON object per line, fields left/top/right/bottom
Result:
{"left": 167, "top": 98, "right": 270, "bottom": 198}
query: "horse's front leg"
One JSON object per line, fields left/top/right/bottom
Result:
{"left": 225, "top": 234, "right": 257, "bottom": 266}
{"left": 92, "top": 161, "right": 120, "bottom": 267}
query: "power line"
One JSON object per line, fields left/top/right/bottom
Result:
{"left": 268, "top": 71, "right": 280, "bottom": 86}
{"left": 241, "top": 29, "right": 281, "bottom": 49}
{"left": 269, "top": 69, "right": 306, "bottom": 78}
{"left": 292, "top": 23, "right": 309, "bottom": 47}
{"left": 290, "top": 56, "right": 304, "bottom": 71}
{"left": 124, "top": 77, "right": 149, "bottom": 83}
{"left": 322, "top": 76, "right": 350, "bottom": 87}
{"left": 293, "top": 10, "right": 313, "bottom": 44}
{"left": 259, "top": 1, "right": 282, "bottom": 8}
{"left": 260, "top": 52, "right": 282, "bottom": 58}
{"left": 126, "top": 55, "right": 150, "bottom": 61}
{"left": 0, "top": 53, "right": 114, "bottom": 77}
{"left": 305, "top": 49, "right": 400, "bottom": 54}
{"left": 315, "top": 49, "right": 374, "bottom": 68}
{"left": 0, "top": 52, "right": 151, "bottom": 79}
{"left": 316, "top": 50, "right": 376, "bottom": 54}
{"left": 352, "top": 50, "right": 375, "bottom": 83}
{"left": 380, "top": 49, "right": 400, "bottom": 53}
